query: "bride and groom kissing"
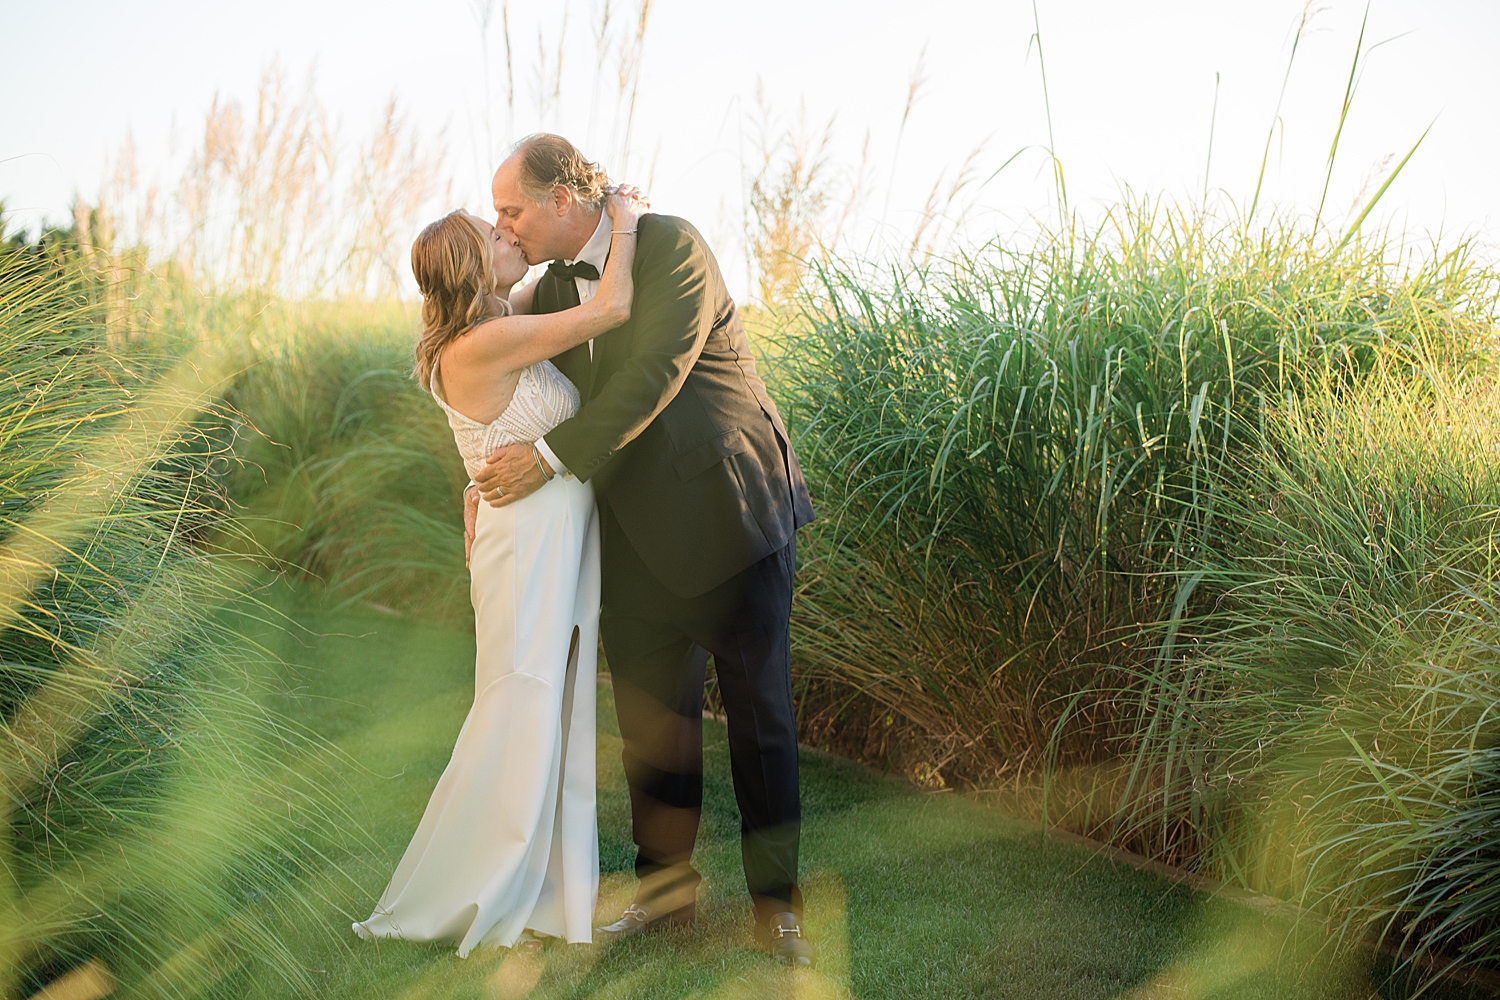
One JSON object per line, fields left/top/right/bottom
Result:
{"left": 351, "top": 133, "right": 817, "bottom": 968}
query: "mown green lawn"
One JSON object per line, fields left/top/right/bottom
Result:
{"left": 238, "top": 594, "right": 1488, "bottom": 1000}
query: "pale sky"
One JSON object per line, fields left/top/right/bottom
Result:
{"left": 4, "top": 1, "right": 1497, "bottom": 296}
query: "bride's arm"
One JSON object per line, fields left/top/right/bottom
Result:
{"left": 458, "top": 231, "right": 633, "bottom": 370}
{"left": 450, "top": 192, "right": 644, "bottom": 374}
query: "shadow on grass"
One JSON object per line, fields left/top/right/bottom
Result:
{"left": 231, "top": 591, "right": 1494, "bottom": 1000}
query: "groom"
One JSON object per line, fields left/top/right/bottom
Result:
{"left": 470, "top": 134, "right": 816, "bottom": 965}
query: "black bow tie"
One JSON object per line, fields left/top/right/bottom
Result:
{"left": 547, "top": 260, "right": 600, "bottom": 283}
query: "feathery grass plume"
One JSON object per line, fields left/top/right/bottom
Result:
{"left": 909, "top": 141, "right": 988, "bottom": 261}
{"left": 0, "top": 247, "right": 359, "bottom": 997}
{"left": 608, "top": 0, "right": 654, "bottom": 173}
{"left": 470, "top": 0, "right": 517, "bottom": 172}
{"left": 530, "top": 1, "right": 572, "bottom": 127}
{"left": 92, "top": 64, "right": 448, "bottom": 300}
{"left": 743, "top": 91, "right": 838, "bottom": 310}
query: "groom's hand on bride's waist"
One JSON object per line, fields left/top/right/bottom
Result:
{"left": 475, "top": 442, "right": 554, "bottom": 507}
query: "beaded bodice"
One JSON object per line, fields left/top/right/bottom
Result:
{"left": 430, "top": 359, "right": 580, "bottom": 478}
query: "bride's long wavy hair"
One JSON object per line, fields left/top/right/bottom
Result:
{"left": 411, "top": 212, "right": 511, "bottom": 391}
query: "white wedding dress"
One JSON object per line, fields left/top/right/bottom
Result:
{"left": 353, "top": 358, "right": 600, "bottom": 955}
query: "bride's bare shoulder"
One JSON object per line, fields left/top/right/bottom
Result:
{"left": 439, "top": 324, "right": 491, "bottom": 369}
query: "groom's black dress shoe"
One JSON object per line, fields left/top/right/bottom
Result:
{"left": 755, "top": 911, "right": 814, "bottom": 967}
{"left": 595, "top": 900, "right": 696, "bottom": 941}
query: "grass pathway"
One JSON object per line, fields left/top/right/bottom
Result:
{"left": 243, "top": 596, "right": 1486, "bottom": 1000}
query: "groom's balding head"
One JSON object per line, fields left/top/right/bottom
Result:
{"left": 492, "top": 134, "right": 609, "bottom": 265}
{"left": 510, "top": 134, "right": 610, "bottom": 209}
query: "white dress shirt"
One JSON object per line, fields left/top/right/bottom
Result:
{"left": 534, "top": 210, "right": 612, "bottom": 479}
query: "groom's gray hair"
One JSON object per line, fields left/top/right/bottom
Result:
{"left": 512, "top": 133, "right": 610, "bottom": 211}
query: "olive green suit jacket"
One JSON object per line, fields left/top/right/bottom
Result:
{"left": 538, "top": 214, "right": 814, "bottom": 598}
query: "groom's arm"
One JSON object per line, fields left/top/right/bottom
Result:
{"left": 541, "top": 219, "right": 712, "bottom": 482}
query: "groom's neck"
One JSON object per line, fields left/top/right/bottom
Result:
{"left": 557, "top": 206, "right": 604, "bottom": 261}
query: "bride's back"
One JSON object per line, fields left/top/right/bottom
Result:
{"left": 437, "top": 336, "right": 524, "bottom": 425}
{"left": 430, "top": 355, "right": 579, "bottom": 480}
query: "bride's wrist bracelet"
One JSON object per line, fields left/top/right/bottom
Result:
{"left": 611, "top": 229, "right": 637, "bottom": 236}
{"left": 531, "top": 444, "right": 556, "bottom": 482}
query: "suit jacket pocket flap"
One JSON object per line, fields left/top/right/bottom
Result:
{"left": 673, "top": 428, "right": 749, "bottom": 481}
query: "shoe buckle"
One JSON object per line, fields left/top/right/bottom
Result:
{"left": 770, "top": 922, "right": 804, "bottom": 940}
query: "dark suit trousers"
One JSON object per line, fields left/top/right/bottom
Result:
{"left": 599, "top": 503, "right": 802, "bottom": 924}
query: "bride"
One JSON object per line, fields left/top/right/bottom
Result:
{"left": 353, "top": 186, "right": 646, "bottom": 956}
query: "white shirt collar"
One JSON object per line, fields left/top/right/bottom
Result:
{"left": 566, "top": 210, "right": 611, "bottom": 274}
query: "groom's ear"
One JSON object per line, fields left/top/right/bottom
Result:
{"left": 551, "top": 184, "right": 574, "bottom": 217}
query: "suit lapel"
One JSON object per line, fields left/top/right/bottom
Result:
{"left": 579, "top": 335, "right": 605, "bottom": 401}
{"left": 583, "top": 314, "right": 629, "bottom": 401}
{"left": 535, "top": 262, "right": 638, "bottom": 402}
{"left": 535, "top": 271, "right": 592, "bottom": 391}
{"left": 583, "top": 228, "right": 651, "bottom": 401}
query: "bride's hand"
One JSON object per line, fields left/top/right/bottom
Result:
{"left": 606, "top": 184, "right": 649, "bottom": 229}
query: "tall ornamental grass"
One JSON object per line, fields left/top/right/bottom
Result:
{"left": 0, "top": 247, "right": 351, "bottom": 998}
{"left": 769, "top": 203, "right": 1500, "bottom": 978}
{"left": 774, "top": 202, "right": 1490, "bottom": 783}
{"left": 1115, "top": 360, "right": 1500, "bottom": 977}
{"left": 214, "top": 302, "right": 471, "bottom": 625}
